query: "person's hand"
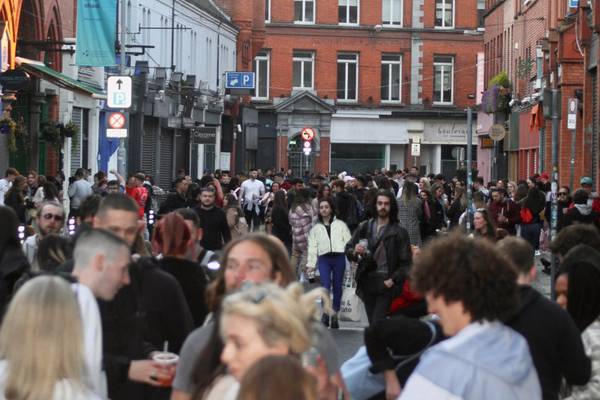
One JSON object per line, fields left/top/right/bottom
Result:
{"left": 354, "top": 243, "right": 366, "bottom": 255}
{"left": 383, "top": 279, "right": 394, "bottom": 288}
{"left": 384, "top": 370, "right": 401, "bottom": 400}
{"left": 305, "top": 356, "right": 340, "bottom": 400}
{"left": 128, "top": 359, "right": 174, "bottom": 387}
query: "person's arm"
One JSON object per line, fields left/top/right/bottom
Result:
{"left": 213, "top": 178, "right": 224, "bottom": 205}
{"left": 345, "top": 222, "right": 363, "bottom": 262}
{"left": 67, "top": 182, "right": 77, "bottom": 198}
{"left": 306, "top": 226, "right": 318, "bottom": 270}
{"left": 220, "top": 211, "right": 232, "bottom": 245}
{"left": 110, "top": 170, "right": 126, "bottom": 190}
{"left": 391, "top": 230, "right": 412, "bottom": 284}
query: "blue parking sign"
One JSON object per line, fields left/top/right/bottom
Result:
{"left": 225, "top": 72, "right": 255, "bottom": 89}
{"left": 569, "top": 0, "right": 578, "bottom": 7}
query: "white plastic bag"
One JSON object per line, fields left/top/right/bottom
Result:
{"left": 340, "top": 287, "right": 362, "bottom": 322}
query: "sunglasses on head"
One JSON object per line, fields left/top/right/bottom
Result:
{"left": 42, "top": 213, "right": 63, "bottom": 222}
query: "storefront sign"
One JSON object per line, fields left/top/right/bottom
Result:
{"left": 423, "top": 121, "right": 468, "bottom": 144}
{"left": 0, "top": 24, "right": 9, "bottom": 73}
{"left": 76, "top": 0, "right": 117, "bottom": 66}
{"left": 0, "top": 69, "right": 30, "bottom": 91}
{"left": 191, "top": 127, "right": 217, "bottom": 144}
{"left": 220, "top": 152, "right": 231, "bottom": 171}
{"left": 489, "top": 124, "right": 506, "bottom": 141}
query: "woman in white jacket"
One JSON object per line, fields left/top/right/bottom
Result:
{"left": 307, "top": 197, "right": 351, "bottom": 329}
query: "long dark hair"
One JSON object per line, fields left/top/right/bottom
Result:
{"left": 316, "top": 197, "right": 336, "bottom": 224}
{"left": 0, "top": 206, "right": 21, "bottom": 262}
{"left": 372, "top": 189, "right": 398, "bottom": 223}
{"left": 191, "top": 313, "right": 226, "bottom": 399}
{"left": 400, "top": 181, "right": 418, "bottom": 205}
{"left": 561, "top": 245, "right": 600, "bottom": 332}
{"left": 524, "top": 187, "right": 546, "bottom": 215}
{"left": 6, "top": 176, "right": 25, "bottom": 202}
{"left": 273, "top": 190, "right": 288, "bottom": 210}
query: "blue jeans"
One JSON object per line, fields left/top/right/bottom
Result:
{"left": 318, "top": 254, "right": 346, "bottom": 312}
{"left": 521, "top": 222, "right": 541, "bottom": 250}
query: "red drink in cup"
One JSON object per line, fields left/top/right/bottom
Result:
{"left": 152, "top": 352, "right": 179, "bottom": 387}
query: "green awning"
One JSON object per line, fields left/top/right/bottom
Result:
{"left": 15, "top": 57, "right": 105, "bottom": 98}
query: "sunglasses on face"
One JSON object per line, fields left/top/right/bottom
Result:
{"left": 42, "top": 213, "right": 63, "bottom": 222}
{"left": 558, "top": 192, "right": 568, "bottom": 196}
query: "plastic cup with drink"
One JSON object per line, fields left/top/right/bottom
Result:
{"left": 152, "top": 342, "right": 179, "bottom": 387}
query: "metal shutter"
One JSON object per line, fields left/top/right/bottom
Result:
{"left": 70, "top": 107, "right": 83, "bottom": 175}
{"left": 141, "top": 117, "right": 158, "bottom": 176}
{"left": 592, "top": 72, "right": 598, "bottom": 186}
{"left": 158, "top": 129, "right": 174, "bottom": 189}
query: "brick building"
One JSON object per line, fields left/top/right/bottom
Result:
{"left": 481, "top": 0, "right": 590, "bottom": 188}
{"left": 225, "top": 0, "right": 484, "bottom": 175}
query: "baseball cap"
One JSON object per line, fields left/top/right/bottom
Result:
{"left": 580, "top": 176, "right": 593, "bottom": 186}
{"left": 540, "top": 172, "right": 549, "bottom": 181}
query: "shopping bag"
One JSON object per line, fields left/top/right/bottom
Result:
{"left": 340, "top": 287, "right": 362, "bottom": 322}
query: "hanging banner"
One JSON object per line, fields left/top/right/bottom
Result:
{"left": 76, "top": 0, "right": 117, "bottom": 66}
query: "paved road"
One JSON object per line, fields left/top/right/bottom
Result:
{"left": 327, "top": 251, "right": 554, "bottom": 364}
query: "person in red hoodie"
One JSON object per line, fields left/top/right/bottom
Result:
{"left": 125, "top": 173, "right": 148, "bottom": 220}
{"left": 488, "top": 189, "right": 520, "bottom": 235}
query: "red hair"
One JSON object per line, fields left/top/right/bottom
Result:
{"left": 152, "top": 212, "right": 191, "bottom": 257}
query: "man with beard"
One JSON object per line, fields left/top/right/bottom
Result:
{"left": 22, "top": 201, "right": 65, "bottom": 270}
{"left": 346, "top": 190, "right": 412, "bottom": 324}
{"left": 193, "top": 187, "right": 231, "bottom": 250}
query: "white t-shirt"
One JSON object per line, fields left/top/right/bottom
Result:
{"left": 0, "top": 360, "right": 101, "bottom": 400}
{"left": 72, "top": 283, "right": 107, "bottom": 398}
{"left": 0, "top": 179, "right": 11, "bottom": 206}
{"left": 240, "top": 179, "right": 265, "bottom": 211}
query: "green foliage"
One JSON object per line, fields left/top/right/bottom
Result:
{"left": 488, "top": 71, "right": 512, "bottom": 89}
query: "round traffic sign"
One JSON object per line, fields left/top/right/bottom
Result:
{"left": 489, "top": 124, "right": 506, "bottom": 141}
{"left": 108, "top": 112, "right": 126, "bottom": 129}
{"left": 303, "top": 141, "right": 311, "bottom": 148}
{"left": 301, "top": 127, "right": 315, "bottom": 142}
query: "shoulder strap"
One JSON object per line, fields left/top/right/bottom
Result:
{"left": 393, "top": 320, "right": 438, "bottom": 371}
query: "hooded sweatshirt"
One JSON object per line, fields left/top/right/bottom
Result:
{"left": 559, "top": 203, "right": 600, "bottom": 231}
{"left": 400, "top": 321, "right": 541, "bottom": 400}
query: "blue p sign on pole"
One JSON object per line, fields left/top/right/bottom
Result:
{"left": 569, "top": 0, "right": 579, "bottom": 8}
{"left": 225, "top": 72, "right": 255, "bottom": 89}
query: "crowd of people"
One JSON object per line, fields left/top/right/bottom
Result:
{"left": 0, "top": 163, "right": 599, "bottom": 399}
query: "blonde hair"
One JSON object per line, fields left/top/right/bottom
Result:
{"left": 220, "top": 283, "right": 330, "bottom": 355}
{"left": 0, "top": 276, "right": 87, "bottom": 399}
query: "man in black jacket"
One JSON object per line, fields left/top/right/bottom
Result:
{"left": 346, "top": 189, "right": 412, "bottom": 324}
{"left": 157, "top": 177, "right": 190, "bottom": 216}
{"left": 93, "top": 194, "right": 194, "bottom": 399}
{"left": 499, "top": 236, "right": 591, "bottom": 400}
{"left": 193, "top": 187, "right": 231, "bottom": 251}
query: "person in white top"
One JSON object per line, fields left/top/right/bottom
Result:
{"left": 0, "top": 168, "right": 18, "bottom": 206}
{"left": 239, "top": 169, "right": 265, "bottom": 231}
{"left": 71, "top": 229, "right": 132, "bottom": 398}
{"left": 22, "top": 201, "right": 65, "bottom": 271}
{"left": 0, "top": 276, "right": 101, "bottom": 400}
{"left": 68, "top": 169, "right": 93, "bottom": 217}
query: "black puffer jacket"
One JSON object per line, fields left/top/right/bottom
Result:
{"left": 0, "top": 246, "right": 29, "bottom": 314}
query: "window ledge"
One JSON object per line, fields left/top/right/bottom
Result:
{"left": 434, "top": 25, "right": 455, "bottom": 30}
{"left": 338, "top": 22, "right": 360, "bottom": 27}
{"left": 294, "top": 21, "right": 316, "bottom": 25}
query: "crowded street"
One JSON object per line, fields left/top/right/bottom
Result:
{"left": 0, "top": 0, "right": 600, "bottom": 399}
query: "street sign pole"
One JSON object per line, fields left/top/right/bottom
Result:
{"left": 567, "top": 98, "right": 578, "bottom": 191}
{"left": 466, "top": 107, "right": 473, "bottom": 232}
{"left": 117, "top": 0, "right": 127, "bottom": 176}
{"left": 550, "top": 89, "right": 561, "bottom": 301}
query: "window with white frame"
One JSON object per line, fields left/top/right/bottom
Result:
{"left": 435, "top": 0, "right": 454, "bottom": 28}
{"left": 293, "top": 51, "right": 314, "bottom": 89}
{"left": 337, "top": 53, "right": 358, "bottom": 101}
{"left": 266, "top": 0, "right": 271, "bottom": 22}
{"left": 381, "top": 54, "right": 402, "bottom": 102}
{"left": 433, "top": 56, "right": 454, "bottom": 104}
{"left": 339, "top": 0, "right": 358, "bottom": 24}
{"left": 253, "top": 51, "right": 270, "bottom": 99}
{"left": 382, "top": 0, "right": 402, "bottom": 26}
{"left": 294, "top": 0, "right": 315, "bottom": 23}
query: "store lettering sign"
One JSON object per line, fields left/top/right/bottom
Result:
{"left": 423, "top": 121, "right": 468, "bottom": 144}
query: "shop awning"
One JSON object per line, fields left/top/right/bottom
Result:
{"left": 15, "top": 57, "right": 106, "bottom": 98}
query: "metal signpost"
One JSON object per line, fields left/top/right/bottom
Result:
{"left": 466, "top": 108, "right": 473, "bottom": 232}
{"left": 567, "top": 98, "right": 578, "bottom": 191}
{"left": 550, "top": 89, "right": 562, "bottom": 300}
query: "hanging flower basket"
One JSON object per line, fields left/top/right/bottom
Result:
{"left": 40, "top": 122, "right": 62, "bottom": 147}
{"left": 0, "top": 117, "right": 17, "bottom": 152}
{"left": 62, "top": 121, "right": 78, "bottom": 138}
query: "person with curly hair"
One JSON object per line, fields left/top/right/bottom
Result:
{"left": 400, "top": 233, "right": 541, "bottom": 400}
